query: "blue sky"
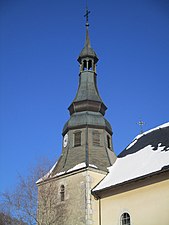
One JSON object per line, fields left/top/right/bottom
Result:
{"left": 0, "top": 0, "right": 169, "bottom": 193}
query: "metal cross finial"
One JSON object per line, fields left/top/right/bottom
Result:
{"left": 84, "top": 3, "right": 90, "bottom": 26}
{"left": 137, "top": 120, "right": 145, "bottom": 134}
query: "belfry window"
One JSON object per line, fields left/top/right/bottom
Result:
{"left": 120, "top": 213, "right": 131, "bottom": 225}
{"left": 88, "top": 60, "right": 92, "bottom": 70}
{"left": 82, "top": 59, "right": 93, "bottom": 71}
{"left": 83, "top": 60, "right": 87, "bottom": 71}
{"left": 60, "top": 185, "right": 65, "bottom": 202}
{"left": 74, "top": 131, "right": 81, "bottom": 147}
{"left": 93, "top": 130, "right": 100, "bottom": 146}
{"left": 107, "top": 135, "right": 111, "bottom": 149}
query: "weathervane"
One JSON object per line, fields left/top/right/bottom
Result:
{"left": 137, "top": 120, "right": 145, "bottom": 134}
{"left": 84, "top": 1, "right": 90, "bottom": 26}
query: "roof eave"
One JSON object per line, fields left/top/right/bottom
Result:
{"left": 92, "top": 166, "right": 169, "bottom": 199}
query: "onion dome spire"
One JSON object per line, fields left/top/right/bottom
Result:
{"left": 77, "top": 7, "right": 98, "bottom": 68}
{"left": 68, "top": 7, "right": 107, "bottom": 118}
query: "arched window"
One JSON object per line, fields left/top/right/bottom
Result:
{"left": 88, "top": 60, "right": 92, "bottom": 70}
{"left": 82, "top": 59, "right": 93, "bottom": 71}
{"left": 120, "top": 213, "right": 131, "bottom": 225}
{"left": 83, "top": 60, "right": 87, "bottom": 71}
{"left": 60, "top": 185, "right": 65, "bottom": 201}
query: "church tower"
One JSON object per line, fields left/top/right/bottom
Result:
{"left": 37, "top": 9, "right": 116, "bottom": 225}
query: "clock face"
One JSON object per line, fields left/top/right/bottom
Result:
{"left": 63, "top": 134, "right": 68, "bottom": 148}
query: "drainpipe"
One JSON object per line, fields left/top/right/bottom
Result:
{"left": 99, "top": 198, "right": 101, "bottom": 225}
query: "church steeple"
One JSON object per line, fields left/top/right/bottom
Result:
{"left": 51, "top": 8, "right": 116, "bottom": 175}
{"left": 77, "top": 7, "right": 98, "bottom": 72}
{"left": 68, "top": 10, "right": 106, "bottom": 117}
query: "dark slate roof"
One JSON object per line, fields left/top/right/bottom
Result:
{"left": 93, "top": 122, "right": 169, "bottom": 191}
{"left": 77, "top": 26, "right": 98, "bottom": 63}
{"left": 119, "top": 123, "right": 169, "bottom": 157}
{"left": 68, "top": 71, "right": 107, "bottom": 116}
{"left": 78, "top": 46, "right": 98, "bottom": 63}
{"left": 62, "top": 111, "right": 112, "bottom": 135}
{"left": 73, "top": 71, "right": 102, "bottom": 103}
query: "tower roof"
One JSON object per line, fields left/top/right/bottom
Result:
{"left": 77, "top": 27, "right": 98, "bottom": 63}
{"left": 38, "top": 8, "right": 116, "bottom": 179}
{"left": 69, "top": 9, "right": 105, "bottom": 116}
{"left": 77, "top": 9, "right": 98, "bottom": 63}
{"left": 68, "top": 70, "right": 107, "bottom": 116}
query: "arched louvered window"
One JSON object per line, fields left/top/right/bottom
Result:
{"left": 60, "top": 185, "right": 65, "bottom": 202}
{"left": 120, "top": 213, "right": 131, "bottom": 225}
{"left": 74, "top": 131, "right": 81, "bottom": 147}
{"left": 93, "top": 130, "right": 100, "bottom": 146}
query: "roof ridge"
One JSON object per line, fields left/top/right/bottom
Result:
{"left": 134, "top": 122, "right": 169, "bottom": 141}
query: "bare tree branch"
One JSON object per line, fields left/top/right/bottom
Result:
{"left": 0, "top": 158, "right": 55, "bottom": 225}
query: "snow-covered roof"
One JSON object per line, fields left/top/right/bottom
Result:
{"left": 36, "top": 162, "right": 98, "bottom": 184}
{"left": 93, "top": 122, "right": 169, "bottom": 191}
{"left": 36, "top": 161, "right": 58, "bottom": 184}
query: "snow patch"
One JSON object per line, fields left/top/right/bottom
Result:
{"left": 37, "top": 162, "right": 99, "bottom": 182}
{"left": 36, "top": 161, "right": 58, "bottom": 183}
{"left": 126, "top": 139, "right": 138, "bottom": 150}
{"left": 89, "top": 164, "right": 98, "bottom": 168}
{"left": 54, "top": 163, "right": 97, "bottom": 176}
{"left": 54, "top": 171, "right": 66, "bottom": 177}
{"left": 67, "top": 162, "right": 86, "bottom": 172}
